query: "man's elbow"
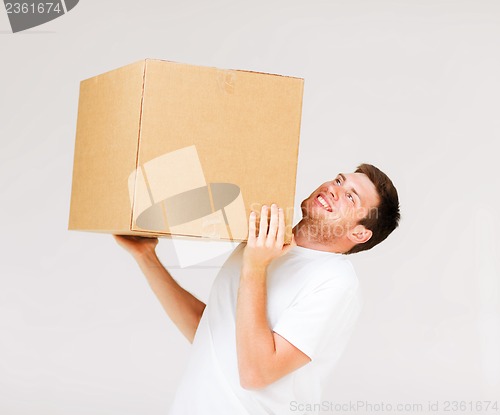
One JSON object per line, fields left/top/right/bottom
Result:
{"left": 239, "top": 368, "right": 272, "bottom": 390}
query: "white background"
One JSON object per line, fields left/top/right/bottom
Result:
{"left": 1, "top": 1, "right": 499, "bottom": 414}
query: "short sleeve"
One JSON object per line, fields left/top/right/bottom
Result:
{"left": 272, "top": 275, "right": 358, "bottom": 360}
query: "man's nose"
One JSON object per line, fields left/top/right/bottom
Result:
{"left": 327, "top": 183, "right": 343, "bottom": 201}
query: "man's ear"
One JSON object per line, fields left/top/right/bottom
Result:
{"left": 347, "top": 225, "right": 372, "bottom": 245}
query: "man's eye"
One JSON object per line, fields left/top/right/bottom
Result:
{"left": 347, "top": 193, "right": 354, "bottom": 203}
{"left": 335, "top": 178, "right": 341, "bottom": 185}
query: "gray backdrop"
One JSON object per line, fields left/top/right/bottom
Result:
{"left": 1, "top": 0, "right": 499, "bottom": 414}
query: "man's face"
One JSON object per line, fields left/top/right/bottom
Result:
{"left": 299, "top": 172, "right": 380, "bottom": 245}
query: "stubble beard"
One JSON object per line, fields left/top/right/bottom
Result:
{"left": 297, "top": 199, "right": 348, "bottom": 244}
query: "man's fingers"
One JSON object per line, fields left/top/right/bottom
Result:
{"left": 248, "top": 211, "right": 257, "bottom": 243}
{"left": 276, "top": 207, "right": 286, "bottom": 246}
{"left": 258, "top": 205, "right": 269, "bottom": 243}
{"left": 267, "top": 204, "right": 279, "bottom": 241}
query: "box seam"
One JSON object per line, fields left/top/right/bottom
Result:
{"left": 130, "top": 60, "right": 148, "bottom": 232}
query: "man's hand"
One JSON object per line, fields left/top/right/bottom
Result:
{"left": 243, "top": 204, "right": 295, "bottom": 271}
{"left": 113, "top": 235, "right": 158, "bottom": 260}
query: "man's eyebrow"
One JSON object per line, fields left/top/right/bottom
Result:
{"left": 339, "top": 173, "right": 361, "bottom": 203}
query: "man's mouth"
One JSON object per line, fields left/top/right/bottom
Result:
{"left": 315, "top": 194, "right": 332, "bottom": 212}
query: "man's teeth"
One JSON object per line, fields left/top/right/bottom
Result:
{"left": 317, "top": 195, "right": 332, "bottom": 211}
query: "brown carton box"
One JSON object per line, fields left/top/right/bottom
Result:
{"left": 68, "top": 59, "right": 303, "bottom": 242}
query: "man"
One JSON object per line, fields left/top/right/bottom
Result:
{"left": 114, "top": 163, "right": 400, "bottom": 414}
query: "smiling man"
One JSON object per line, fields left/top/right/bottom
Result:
{"left": 114, "top": 163, "right": 400, "bottom": 415}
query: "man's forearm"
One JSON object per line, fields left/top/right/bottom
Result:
{"left": 135, "top": 251, "right": 206, "bottom": 343}
{"left": 236, "top": 264, "right": 276, "bottom": 389}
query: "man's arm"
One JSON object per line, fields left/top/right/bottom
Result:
{"left": 236, "top": 205, "right": 311, "bottom": 390}
{"left": 113, "top": 235, "right": 206, "bottom": 343}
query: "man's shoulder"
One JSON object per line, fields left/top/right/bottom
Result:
{"left": 271, "top": 249, "right": 358, "bottom": 292}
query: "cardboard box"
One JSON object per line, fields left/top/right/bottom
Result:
{"left": 68, "top": 59, "right": 303, "bottom": 242}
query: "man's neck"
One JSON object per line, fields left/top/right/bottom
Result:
{"left": 292, "top": 220, "right": 349, "bottom": 254}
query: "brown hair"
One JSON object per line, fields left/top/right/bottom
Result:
{"left": 346, "top": 163, "right": 400, "bottom": 254}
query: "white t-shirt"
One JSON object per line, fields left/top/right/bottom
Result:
{"left": 168, "top": 243, "right": 362, "bottom": 415}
